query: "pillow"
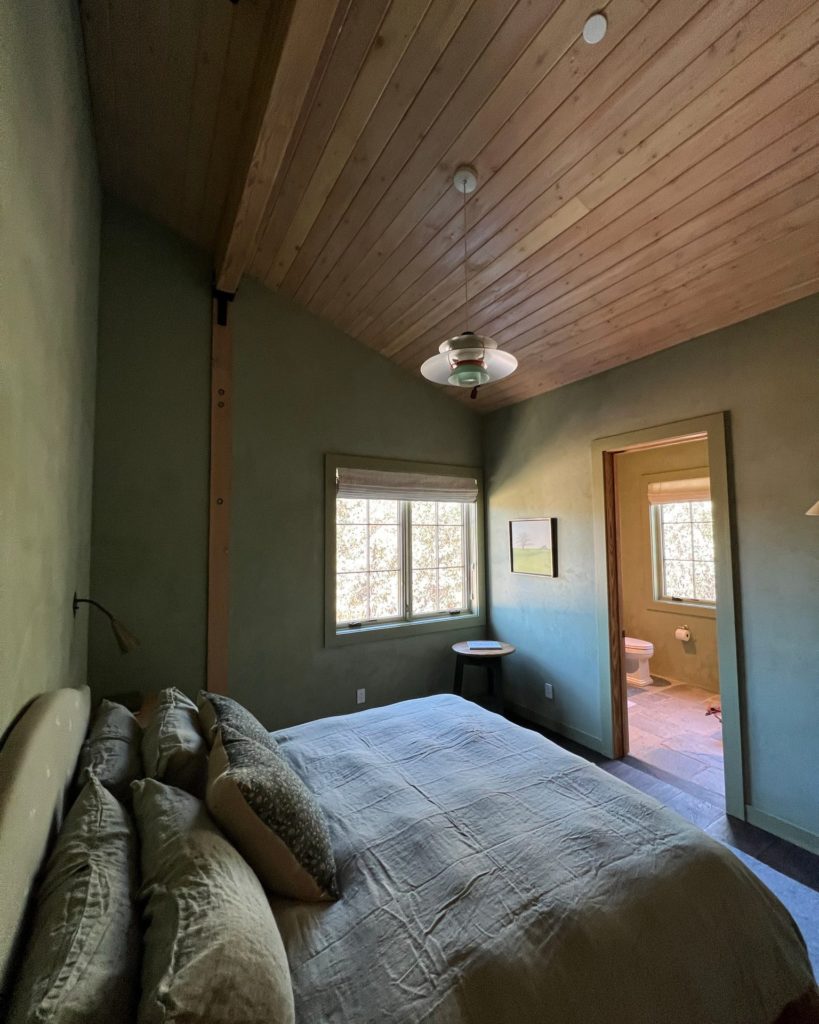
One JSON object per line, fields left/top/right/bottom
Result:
{"left": 205, "top": 725, "right": 338, "bottom": 901}
{"left": 132, "top": 778, "right": 295, "bottom": 1024}
{"left": 8, "top": 777, "right": 140, "bottom": 1024}
{"left": 196, "top": 691, "right": 279, "bottom": 754}
{"left": 142, "top": 687, "right": 208, "bottom": 797}
{"left": 77, "top": 698, "right": 143, "bottom": 800}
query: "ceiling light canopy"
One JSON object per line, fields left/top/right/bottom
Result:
{"left": 420, "top": 167, "right": 518, "bottom": 398}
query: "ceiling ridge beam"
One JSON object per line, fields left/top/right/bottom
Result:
{"left": 215, "top": 0, "right": 347, "bottom": 293}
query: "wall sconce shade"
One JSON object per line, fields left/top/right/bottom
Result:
{"left": 73, "top": 593, "right": 140, "bottom": 654}
{"left": 806, "top": 500, "right": 819, "bottom": 516}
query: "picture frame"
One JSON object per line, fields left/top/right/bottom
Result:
{"left": 509, "top": 518, "right": 557, "bottom": 577}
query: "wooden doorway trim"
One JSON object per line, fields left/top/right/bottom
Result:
{"left": 602, "top": 450, "right": 627, "bottom": 759}
{"left": 207, "top": 294, "right": 233, "bottom": 694}
{"left": 591, "top": 413, "right": 745, "bottom": 819}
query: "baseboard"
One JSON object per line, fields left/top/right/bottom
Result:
{"left": 745, "top": 805, "right": 819, "bottom": 855}
{"left": 507, "top": 701, "right": 604, "bottom": 755}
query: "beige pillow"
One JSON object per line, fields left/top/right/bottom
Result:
{"left": 196, "top": 690, "right": 279, "bottom": 753}
{"left": 132, "top": 778, "right": 295, "bottom": 1024}
{"left": 141, "top": 687, "right": 208, "bottom": 797}
{"left": 77, "top": 698, "right": 143, "bottom": 801}
{"left": 8, "top": 777, "right": 140, "bottom": 1024}
{"left": 206, "top": 725, "right": 338, "bottom": 901}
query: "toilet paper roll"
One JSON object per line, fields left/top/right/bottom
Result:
{"left": 675, "top": 627, "right": 691, "bottom": 642}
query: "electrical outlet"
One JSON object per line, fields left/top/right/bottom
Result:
{"left": 544, "top": 682, "right": 554, "bottom": 700}
{"left": 356, "top": 688, "right": 366, "bottom": 705}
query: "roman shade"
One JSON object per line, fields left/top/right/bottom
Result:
{"left": 336, "top": 467, "right": 478, "bottom": 504}
{"left": 647, "top": 477, "right": 711, "bottom": 505}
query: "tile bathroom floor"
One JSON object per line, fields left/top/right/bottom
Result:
{"left": 626, "top": 679, "right": 725, "bottom": 800}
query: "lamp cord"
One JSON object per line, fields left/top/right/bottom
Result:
{"left": 462, "top": 178, "right": 469, "bottom": 330}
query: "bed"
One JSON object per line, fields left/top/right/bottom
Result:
{"left": 1, "top": 687, "right": 817, "bottom": 1023}
{"left": 270, "top": 695, "right": 817, "bottom": 1023}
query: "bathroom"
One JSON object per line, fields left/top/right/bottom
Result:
{"left": 615, "top": 438, "right": 724, "bottom": 801}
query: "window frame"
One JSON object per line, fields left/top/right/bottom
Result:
{"left": 649, "top": 498, "right": 717, "bottom": 611}
{"left": 325, "top": 454, "right": 485, "bottom": 646}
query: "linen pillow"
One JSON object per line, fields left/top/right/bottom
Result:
{"left": 8, "top": 777, "right": 140, "bottom": 1024}
{"left": 132, "top": 778, "right": 295, "bottom": 1024}
{"left": 77, "top": 698, "right": 143, "bottom": 800}
{"left": 196, "top": 691, "right": 279, "bottom": 754}
{"left": 142, "top": 687, "right": 208, "bottom": 797}
{"left": 206, "top": 725, "right": 338, "bottom": 901}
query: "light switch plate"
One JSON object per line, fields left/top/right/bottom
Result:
{"left": 356, "top": 688, "right": 366, "bottom": 705}
{"left": 544, "top": 683, "right": 554, "bottom": 700}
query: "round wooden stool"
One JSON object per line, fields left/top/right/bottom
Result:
{"left": 451, "top": 641, "right": 515, "bottom": 714}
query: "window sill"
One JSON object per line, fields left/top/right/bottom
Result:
{"left": 645, "top": 599, "right": 716, "bottom": 620}
{"left": 326, "top": 611, "right": 485, "bottom": 647}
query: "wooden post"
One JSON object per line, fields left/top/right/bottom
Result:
{"left": 207, "top": 293, "right": 232, "bottom": 694}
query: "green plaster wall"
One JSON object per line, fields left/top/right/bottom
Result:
{"left": 230, "top": 279, "right": 482, "bottom": 727}
{"left": 88, "top": 200, "right": 211, "bottom": 701}
{"left": 0, "top": 0, "right": 100, "bottom": 736}
{"left": 616, "top": 440, "right": 719, "bottom": 692}
{"left": 89, "top": 204, "right": 482, "bottom": 725}
{"left": 484, "top": 294, "right": 819, "bottom": 843}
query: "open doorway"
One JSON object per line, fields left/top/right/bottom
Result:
{"left": 615, "top": 439, "right": 724, "bottom": 802}
{"left": 592, "top": 414, "right": 745, "bottom": 819}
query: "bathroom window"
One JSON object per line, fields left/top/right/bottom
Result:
{"left": 650, "top": 499, "right": 716, "bottom": 606}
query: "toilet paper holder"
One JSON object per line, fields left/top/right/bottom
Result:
{"left": 675, "top": 625, "right": 691, "bottom": 642}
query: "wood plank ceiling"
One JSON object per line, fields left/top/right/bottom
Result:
{"left": 80, "top": 0, "right": 819, "bottom": 411}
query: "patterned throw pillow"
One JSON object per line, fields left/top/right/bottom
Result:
{"left": 196, "top": 691, "right": 279, "bottom": 754}
{"left": 77, "top": 698, "right": 143, "bottom": 801}
{"left": 205, "top": 725, "right": 338, "bottom": 901}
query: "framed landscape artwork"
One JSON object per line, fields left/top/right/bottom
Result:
{"left": 509, "top": 518, "right": 558, "bottom": 577}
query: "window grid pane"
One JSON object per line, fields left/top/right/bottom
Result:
{"left": 657, "top": 500, "right": 715, "bottom": 604}
{"left": 336, "top": 499, "right": 401, "bottom": 624}
{"left": 410, "top": 501, "right": 467, "bottom": 618}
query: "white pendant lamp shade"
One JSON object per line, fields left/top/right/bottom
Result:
{"left": 419, "top": 167, "right": 518, "bottom": 396}
{"left": 420, "top": 332, "right": 517, "bottom": 388}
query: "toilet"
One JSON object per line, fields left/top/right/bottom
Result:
{"left": 624, "top": 637, "right": 654, "bottom": 687}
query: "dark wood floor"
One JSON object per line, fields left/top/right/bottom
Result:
{"left": 509, "top": 711, "right": 819, "bottom": 894}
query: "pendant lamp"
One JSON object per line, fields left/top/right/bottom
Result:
{"left": 420, "top": 167, "right": 517, "bottom": 398}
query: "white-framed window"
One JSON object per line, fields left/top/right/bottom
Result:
{"left": 326, "top": 457, "right": 484, "bottom": 643}
{"left": 649, "top": 478, "right": 716, "bottom": 606}
{"left": 336, "top": 498, "right": 475, "bottom": 627}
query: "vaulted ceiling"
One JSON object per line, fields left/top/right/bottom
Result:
{"left": 80, "top": 0, "right": 819, "bottom": 411}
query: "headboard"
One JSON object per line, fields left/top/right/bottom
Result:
{"left": 0, "top": 685, "right": 90, "bottom": 998}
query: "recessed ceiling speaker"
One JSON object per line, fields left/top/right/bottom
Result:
{"left": 583, "top": 13, "right": 608, "bottom": 45}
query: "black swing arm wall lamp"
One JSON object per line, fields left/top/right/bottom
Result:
{"left": 72, "top": 593, "right": 140, "bottom": 654}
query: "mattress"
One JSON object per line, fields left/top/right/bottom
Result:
{"left": 269, "top": 695, "right": 816, "bottom": 1024}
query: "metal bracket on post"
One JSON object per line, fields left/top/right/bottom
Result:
{"left": 212, "top": 287, "right": 235, "bottom": 328}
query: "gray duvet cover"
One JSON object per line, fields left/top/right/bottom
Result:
{"left": 270, "top": 695, "right": 817, "bottom": 1024}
